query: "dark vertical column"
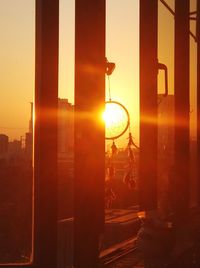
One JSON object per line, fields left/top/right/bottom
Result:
{"left": 35, "top": 1, "right": 59, "bottom": 268}
{"left": 74, "top": 1, "right": 105, "bottom": 267}
{"left": 197, "top": 0, "right": 200, "bottom": 204}
{"left": 139, "top": 0, "right": 158, "bottom": 211}
{"left": 174, "top": 0, "right": 190, "bottom": 218}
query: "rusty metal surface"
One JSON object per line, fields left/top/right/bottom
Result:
{"left": 35, "top": 1, "right": 59, "bottom": 268}
{"left": 197, "top": 0, "right": 200, "bottom": 205}
{"left": 139, "top": 0, "right": 158, "bottom": 210}
{"left": 74, "top": 0, "right": 105, "bottom": 267}
{"left": 174, "top": 0, "right": 190, "bottom": 217}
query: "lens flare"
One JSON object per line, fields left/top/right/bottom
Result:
{"left": 102, "top": 102, "right": 129, "bottom": 140}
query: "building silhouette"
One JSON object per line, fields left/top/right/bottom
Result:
{"left": 25, "top": 103, "right": 33, "bottom": 160}
{"left": 0, "top": 134, "right": 8, "bottom": 155}
{"left": 58, "top": 98, "right": 74, "bottom": 159}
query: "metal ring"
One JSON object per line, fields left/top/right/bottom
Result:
{"left": 105, "top": 100, "right": 130, "bottom": 140}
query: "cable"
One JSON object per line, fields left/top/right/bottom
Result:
{"left": 107, "top": 75, "right": 112, "bottom": 101}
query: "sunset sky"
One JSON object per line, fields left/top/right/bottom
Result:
{"left": 0, "top": 0, "right": 197, "bottom": 145}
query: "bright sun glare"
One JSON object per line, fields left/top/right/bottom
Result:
{"left": 102, "top": 102, "right": 129, "bottom": 139}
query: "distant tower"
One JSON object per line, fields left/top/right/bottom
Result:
{"left": 29, "top": 102, "right": 33, "bottom": 134}
{"left": 25, "top": 102, "right": 33, "bottom": 159}
{"left": 0, "top": 134, "right": 9, "bottom": 154}
{"left": 58, "top": 99, "right": 74, "bottom": 158}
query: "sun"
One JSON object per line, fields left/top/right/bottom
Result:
{"left": 102, "top": 101, "right": 130, "bottom": 139}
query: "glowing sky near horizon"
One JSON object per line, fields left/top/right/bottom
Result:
{"left": 0, "top": 0, "right": 197, "bottom": 145}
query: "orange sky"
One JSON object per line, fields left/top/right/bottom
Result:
{"left": 0, "top": 0, "right": 197, "bottom": 146}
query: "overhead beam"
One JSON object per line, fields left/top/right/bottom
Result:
{"left": 139, "top": 0, "right": 158, "bottom": 211}
{"left": 74, "top": 0, "right": 105, "bottom": 267}
{"left": 35, "top": 1, "right": 59, "bottom": 267}
{"left": 160, "top": 0, "right": 197, "bottom": 42}
{"left": 174, "top": 0, "right": 190, "bottom": 219}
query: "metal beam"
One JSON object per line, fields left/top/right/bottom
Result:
{"left": 160, "top": 0, "right": 175, "bottom": 16}
{"left": 139, "top": 0, "right": 158, "bottom": 211}
{"left": 160, "top": 0, "right": 197, "bottom": 42}
{"left": 174, "top": 0, "right": 190, "bottom": 219}
{"left": 74, "top": 0, "right": 105, "bottom": 267}
{"left": 197, "top": 0, "right": 200, "bottom": 204}
{"left": 35, "top": 1, "right": 59, "bottom": 267}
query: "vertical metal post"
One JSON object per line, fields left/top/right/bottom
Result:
{"left": 74, "top": 0, "right": 105, "bottom": 267}
{"left": 174, "top": 0, "right": 190, "bottom": 218}
{"left": 35, "top": 1, "right": 59, "bottom": 268}
{"left": 139, "top": 0, "right": 158, "bottom": 211}
{"left": 197, "top": 0, "right": 200, "bottom": 204}
{"left": 196, "top": 0, "right": 200, "bottom": 204}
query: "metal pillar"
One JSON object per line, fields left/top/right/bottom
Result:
{"left": 35, "top": 1, "right": 59, "bottom": 268}
{"left": 74, "top": 1, "right": 105, "bottom": 267}
{"left": 174, "top": 0, "right": 190, "bottom": 218}
{"left": 197, "top": 0, "right": 200, "bottom": 204}
{"left": 139, "top": 0, "right": 158, "bottom": 211}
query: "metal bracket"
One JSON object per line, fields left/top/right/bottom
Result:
{"left": 105, "top": 58, "right": 116, "bottom": 76}
{"left": 158, "top": 62, "right": 168, "bottom": 97}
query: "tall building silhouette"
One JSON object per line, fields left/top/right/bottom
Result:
{"left": 58, "top": 99, "right": 74, "bottom": 159}
{"left": 25, "top": 102, "right": 33, "bottom": 160}
{"left": 0, "top": 134, "right": 9, "bottom": 155}
{"left": 29, "top": 102, "right": 33, "bottom": 134}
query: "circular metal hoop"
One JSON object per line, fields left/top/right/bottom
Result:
{"left": 105, "top": 100, "right": 130, "bottom": 140}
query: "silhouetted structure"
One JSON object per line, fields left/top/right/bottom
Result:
{"left": 25, "top": 103, "right": 33, "bottom": 160}
{"left": 0, "top": 134, "right": 8, "bottom": 155}
{"left": 2, "top": 1, "right": 200, "bottom": 268}
{"left": 58, "top": 98, "right": 74, "bottom": 158}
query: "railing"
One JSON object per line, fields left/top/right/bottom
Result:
{"left": 57, "top": 209, "right": 140, "bottom": 268}
{"left": 58, "top": 218, "right": 73, "bottom": 268}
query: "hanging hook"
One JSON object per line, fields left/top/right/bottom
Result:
{"left": 105, "top": 57, "right": 116, "bottom": 76}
